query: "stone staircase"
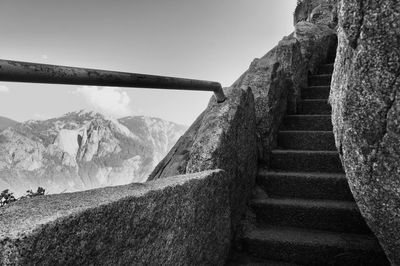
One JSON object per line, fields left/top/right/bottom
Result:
{"left": 228, "top": 62, "right": 390, "bottom": 265}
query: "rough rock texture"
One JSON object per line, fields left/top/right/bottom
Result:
{"left": 232, "top": 37, "right": 304, "bottom": 161}
{"left": 330, "top": 0, "right": 400, "bottom": 264}
{"left": 232, "top": 21, "right": 336, "bottom": 162}
{"left": 0, "top": 170, "right": 231, "bottom": 266}
{"left": 148, "top": 87, "right": 258, "bottom": 235}
{"left": 294, "top": 0, "right": 339, "bottom": 29}
{"left": 148, "top": 1, "right": 339, "bottom": 243}
{"left": 294, "top": 21, "right": 337, "bottom": 73}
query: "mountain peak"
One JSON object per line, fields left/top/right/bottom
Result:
{"left": 63, "top": 109, "right": 105, "bottom": 119}
{"left": 0, "top": 110, "right": 188, "bottom": 197}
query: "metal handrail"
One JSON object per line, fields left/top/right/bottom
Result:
{"left": 0, "top": 59, "right": 227, "bottom": 103}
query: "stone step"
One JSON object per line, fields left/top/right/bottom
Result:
{"left": 270, "top": 150, "right": 343, "bottom": 173}
{"left": 308, "top": 74, "right": 332, "bottom": 86}
{"left": 318, "top": 63, "right": 334, "bottom": 74}
{"left": 251, "top": 198, "right": 370, "bottom": 234}
{"left": 257, "top": 170, "right": 354, "bottom": 201}
{"left": 277, "top": 130, "right": 336, "bottom": 151}
{"left": 301, "top": 86, "right": 330, "bottom": 99}
{"left": 281, "top": 115, "right": 332, "bottom": 131}
{"left": 243, "top": 226, "right": 389, "bottom": 266}
{"left": 296, "top": 99, "right": 331, "bottom": 115}
{"left": 226, "top": 251, "right": 300, "bottom": 266}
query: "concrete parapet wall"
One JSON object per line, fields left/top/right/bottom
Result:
{"left": 0, "top": 170, "right": 231, "bottom": 265}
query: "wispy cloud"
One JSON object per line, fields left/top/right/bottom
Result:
{"left": 41, "top": 54, "right": 48, "bottom": 60}
{"left": 72, "top": 86, "right": 132, "bottom": 117}
{"left": 0, "top": 85, "right": 10, "bottom": 93}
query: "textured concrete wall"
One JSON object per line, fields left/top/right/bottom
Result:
{"left": 330, "top": 0, "right": 400, "bottom": 264}
{"left": 0, "top": 170, "right": 232, "bottom": 266}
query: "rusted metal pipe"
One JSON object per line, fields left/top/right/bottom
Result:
{"left": 0, "top": 59, "right": 227, "bottom": 103}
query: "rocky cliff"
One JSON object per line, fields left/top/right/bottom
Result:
{"left": 0, "top": 111, "right": 186, "bottom": 197}
{"left": 330, "top": 0, "right": 400, "bottom": 264}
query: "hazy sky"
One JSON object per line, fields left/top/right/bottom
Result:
{"left": 0, "top": 0, "right": 297, "bottom": 125}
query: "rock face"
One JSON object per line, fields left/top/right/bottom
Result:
{"left": 231, "top": 20, "right": 337, "bottom": 162}
{"left": 0, "top": 170, "right": 232, "bottom": 265}
{"left": 330, "top": 0, "right": 400, "bottom": 264}
{"left": 149, "top": 87, "right": 258, "bottom": 236}
{"left": 0, "top": 111, "right": 186, "bottom": 197}
{"left": 294, "top": 0, "right": 338, "bottom": 29}
{"left": 148, "top": 0, "right": 339, "bottom": 241}
{"left": 231, "top": 37, "right": 303, "bottom": 162}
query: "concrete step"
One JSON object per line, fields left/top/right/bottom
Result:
{"left": 318, "top": 63, "right": 334, "bottom": 74}
{"left": 309, "top": 74, "right": 332, "bottom": 86}
{"left": 251, "top": 198, "right": 370, "bottom": 234}
{"left": 243, "top": 226, "right": 389, "bottom": 266}
{"left": 257, "top": 170, "right": 354, "bottom": 201}
{"left": 277, "top": 130, "right": 336, "bottom": 151}
{"left": 270, "top": 150, "right": 343, "bottom": 173}
{"left": 281, "top": 115, "right": 332, "bottom": 131}
{"left": 302, "top": 86, "right": 330, "bottom": 99}
{"left": 226, "top": 251, "right": 300, "bottom": 266}
{"left": 296, "top": 99, "right": 331, "bottom": 115}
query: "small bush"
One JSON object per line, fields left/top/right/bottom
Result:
{"left": 0, "top": 189, "right": 17, "bottom": 207}
{"left": 0, "top": 187, "right": 46, "bottom": 207}
{"left": 25, "top": 187, "right": 46, "bottom": 198}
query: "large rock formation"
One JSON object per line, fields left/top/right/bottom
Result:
{"left": 330, "top": 0, "right": 400, "bottom": 264}
{"left": 148, "top": 0, "right": 339, "bottom": 242}
{"left": 294, "top": 0, "right": 338, "bottom": 29}
{"left": 149, "top": 87, "right": 258, "bottom": 235}
{"left": 231, "top": 19, "right": 337, "bottom": 162}
{"left": 0, "top": 111, "right": 186, "bottom": 196}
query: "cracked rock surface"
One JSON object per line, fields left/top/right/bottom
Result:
{"left": 330, "top": 0, "right": 400, "bottom": 264}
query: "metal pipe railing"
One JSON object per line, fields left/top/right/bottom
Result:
{"left": 0, "top": 59, "right": 227, "bottom": 103}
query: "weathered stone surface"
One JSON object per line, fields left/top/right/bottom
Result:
{"left": 149, "top": 87, "right": 258, "bottom": 235}
{"left": 295, "top": 21, "right": 337, "bottom": 73}
{"left": 294, "top": 0, "right": 338, "bottom": 29}
{"left": 148, "top": 6, "right": 339, "bottom": 242}
{"left": 147, "top": 1, "right": 340, "bottom": 258}
{"left": 330, "top": 0, "right": 400, "bottom": 264}
{"left": 232, "top": 23, "right": 336, "bottom": 162}
{"left": 0, "top": 170, "right": 231, "bottom": 265}
{"left": 232, "top": 37, "right": 305, "bottom": 161}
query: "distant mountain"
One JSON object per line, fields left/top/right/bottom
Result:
{"left": 0, "top": 110, "right": 187, "bottom": 197}
{"left": 0, "top": 116, "right": 18, "bottom": 131}
{"left": 119, "top": 116, "right": 187, "bottom": 164}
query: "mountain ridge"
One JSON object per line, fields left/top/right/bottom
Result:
{"left": 0, "top": 110, "right": 187, "bottom": 197}
{"left": 0, "top": 116, "right": 18, "bottom": 132}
